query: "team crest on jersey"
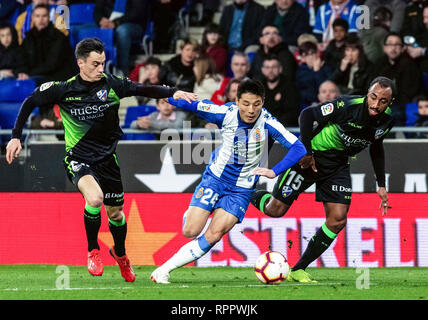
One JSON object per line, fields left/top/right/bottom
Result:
{"left": 321, "top": 103, "right": 334, "bottom": 116}
{"left": 195, "top": 187, "right": 204, "bottom": 198}
{"left": 97, "top": 89, "right": 108, "bottom": 102}
{"left": 40, "top": 81, "right": 53, "bottom": 92}
{"left": 375, "top": 129, "right": 385, "bottom": 140}
{"left": 282, "top": 186, "right": 293, "bottom": 198}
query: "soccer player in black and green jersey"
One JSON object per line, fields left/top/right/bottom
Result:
{"left": 251, "top": 77, "right": 395, "bottom": 282}
{"left": 5, "top": 38, "right": 197, "bottom": 282}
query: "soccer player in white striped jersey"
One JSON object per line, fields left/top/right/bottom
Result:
{"left": 150, "top": 79, "right": 306, "bottom": 284}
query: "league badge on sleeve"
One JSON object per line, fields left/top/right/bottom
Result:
{"left": 40, "top": 81, "right": 54, "bottom": 92}
{"left": 96, "top": 89, "right": 108, "bottom": 102}
{"left": 321, "top": 103, "right": 334, "bottom": 116}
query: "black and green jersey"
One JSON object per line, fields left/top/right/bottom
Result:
{"left": 305, "top": 95, "right": 394, "bottom": 157}
{"left": 12, "top": 73, "right": 176, "bottom": 164}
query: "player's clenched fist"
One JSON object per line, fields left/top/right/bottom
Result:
{"left": 6, "top": 138, "right": 22, "bottom": 164}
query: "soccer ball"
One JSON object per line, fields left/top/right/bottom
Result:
{"left": 254, "top": 251, "right": 290, "bottom": 284}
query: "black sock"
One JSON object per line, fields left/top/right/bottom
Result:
{"left": 109, "top": 219, "right": 127, "bottom": 257}
{"left": 84, "top": 209, "right": 101, "bottom": 252}
{"left": 250, "top": 190, "right": 272, "bottom": 213}
{"left": 292, "top": 223, "right": 337, "bottom": 271}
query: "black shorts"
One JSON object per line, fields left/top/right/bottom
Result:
{"left": 272, "top": 153, "right": 352, "bottom": 206}
{"left": 63, "top": 154, "right": 124, "bottom": 207}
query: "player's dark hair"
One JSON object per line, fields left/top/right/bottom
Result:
{"left": 75, "top": 38, "right": 105, "bottom": 60}
{"left": 369, "top": 76, "right": 397, "bottom": 98}
{"left": 237, "top": 78, "right": 265, "bottom": 100}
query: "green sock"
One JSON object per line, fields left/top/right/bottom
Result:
{"left": 292, "top": 223, "right": 337, "bottom": 271}
{"left": 250, "top": 190, "right": 272, "bottom": 213}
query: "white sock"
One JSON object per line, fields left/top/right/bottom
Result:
{"left": 161, "top": 236, "right": 211, "bottom": 273}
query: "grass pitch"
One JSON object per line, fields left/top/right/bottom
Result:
{"left": 0, "top": 265, "right": 427, "bottom": 300}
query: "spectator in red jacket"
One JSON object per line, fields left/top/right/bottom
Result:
{"left": 200, "top": 23, "right": 227, "bottom": 75}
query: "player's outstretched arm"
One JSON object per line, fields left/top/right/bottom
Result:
{"left": 370, "top": 140, "right": 390, "bottom": 215}
{"left": 168, "top": 97, "right": 200, "bottom": 112}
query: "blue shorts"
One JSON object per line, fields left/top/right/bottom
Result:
{"left": 189, "top": 172, "right": 254, "bottom": 223}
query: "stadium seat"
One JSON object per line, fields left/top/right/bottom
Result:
{"left": 141, "top": 21, "right": 155, "bottom": 57}
{"left": 69, "top": 3, "right": 96, "bottom": 26}
{"left": 73, "top": 27, "right": 116, "bottom": 64}
{"left": 122, "top": 105, "right": 157, "bottom": 140}
{"left": 123, "top": 105, "right": 157, "bottom": 128}
{"left": 0, "top": 102, "right": 22, "bottom": 128}
{"left": 424, "top": 72, "right": 428, "bottom": 91}
{"left": 406, "top": 102, "right": 418, "bottom": 126}
{"left": 0, "top": 79, "right": 36, "bottom": 102}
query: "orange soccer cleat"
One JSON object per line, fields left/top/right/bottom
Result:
{"left": 109, "top": 247, "right": 136, "bottom": 282}
{"left": 87, "top": 249, "right": 103, "bottom": 276}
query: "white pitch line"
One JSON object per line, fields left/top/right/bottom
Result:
{"left": 0, "top": 282, "right": 346, "bottom": 292}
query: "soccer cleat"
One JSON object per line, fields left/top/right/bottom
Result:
{"left": 87, "top": 249, "right": 103, "bottom": 276}
{"left": 150, "top": 267, "right": 171, "bottom": 284}
{"left": 109, "top": 247, "right": 136, "bottom": 282}
{"left": 287, "top": 269, "right": 317, "bottom": 283}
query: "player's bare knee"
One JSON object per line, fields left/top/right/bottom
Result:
{"left": 328, "top": 217, "right": 347, "bottom": 234}
{"left": 107, "top": 207, "right": 124, "bottom": 222}
{"left": 86, "top": 195, "right": 103, "bottom": 209}
{"left": 204, "top": 230, "right": 223, "bottom": 245}
{"left": 182, "top": 225, "right": 199, "bottom": 239}
{"left": 265, "top": 199, "right": 289, "bottom": 218}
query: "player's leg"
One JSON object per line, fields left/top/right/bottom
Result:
{"left": 98, "top": 154, "right": 135, "bottom": 281}
{"left": 104, "top": 204, "right": 135, "bottom": 282}
{"left": 181, "top": 206, "right": 211, "bottom": 239}
{"left": 289, "top": 202, "right": 349, "bottom": 282}
{"left": 288, "top": 167, "right": 351, "bottom": 283}
{"left": 151, "top": 207, "right": 238, "bottom": 284}
{"left": 77, "top": 174, "right": 104, "bottom": 276}
{"left": 251, "top": 166, "right": 312, "bottom": 217}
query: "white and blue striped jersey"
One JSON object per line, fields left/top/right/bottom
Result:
{"left": 169, "top": 98, "right": 306, "bottom": 189}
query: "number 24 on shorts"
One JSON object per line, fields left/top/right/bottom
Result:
{"left": 195, "top": 187, "right": 219, "bottom": 207}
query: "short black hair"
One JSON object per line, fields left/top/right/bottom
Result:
{"left": 369, "top": 76, "right": 396, "bottom": 98}
{"left": 237, "top": 78, "right": 265, "bottom": 100}
{"left": 145, "top": 56, "right": 162, "bottom": 68}
{"left": 75, "top": 37, "right": 105, "bottom": 60}
{"left": 383, "top": 32, "right": 403, "bottom": 45}
{"left": 32, "top": 4, "right": 50, "bottom": 14}
{"left": 333, "top": 18, "right": 349, "bottom": 31}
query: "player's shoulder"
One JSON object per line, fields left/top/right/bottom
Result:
{"left": 36, "top": 78, "right": 71, "bottom": 94}
{"left": 198, "top": 100, "right": 236, "bottom": 113}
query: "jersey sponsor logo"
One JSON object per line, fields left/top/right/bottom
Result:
{"left": 70, "top": 103, "right": 111, "bottom": 120}
{"left": 321, "top": 103, "right": 334, "bottom": 116}
{"left": 96, "top": 89, "right": 108, "bottom": 102}
{"left": 40, "top": 81, "right": 54, "bottom": 92}
{"left": 340, "top": 132, "right": 371, "bottom": 148}
{"left": 282, "top": 186, "right": 293, "bottom": 198}
{"left": 332, "top": 185, "right": 352, "bottom": 192}
{"left": 104, "top": 192, "right": 124, "bottom": 199}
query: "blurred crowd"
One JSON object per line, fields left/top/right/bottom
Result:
{"left": 1, "top": 0, "right": 428, "bottom": 138}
